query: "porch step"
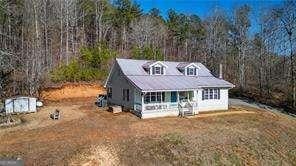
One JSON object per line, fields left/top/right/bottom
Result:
{"left": 183, "top": 111, "right": 194, "bottom": 116}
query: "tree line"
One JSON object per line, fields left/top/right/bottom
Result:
{"left": 0, "top": 0, "right": 295, "bottom": 111}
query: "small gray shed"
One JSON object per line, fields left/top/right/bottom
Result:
{"left": 5, "top": 96, "right": 38, "bottom": 114}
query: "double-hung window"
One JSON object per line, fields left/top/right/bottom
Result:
{"left": 107, "top": 87, "right": 112, "bottom": 98}
{"left": 122, "top": 89, "right": 129, "bottom": 101}
{"left": 202, "top": 88, "right": 220, "bottom": 100}
{"left": 144, "top": 92, "right": 165, "bottom": 103}
{"left": 187, "top": 67, "right": 197, "bottom": 76}
{"left": 152, "top": 66, "right": 164, "bottom": 75}
{"left": 155, "top": 67, "right": 161, "bottom": 74}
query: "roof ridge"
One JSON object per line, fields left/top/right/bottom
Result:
{"left": 116, "top": 58, "right": 201, "bottom": 64}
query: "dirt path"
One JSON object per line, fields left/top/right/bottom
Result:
{"left": 40, "top": 83, "right": 105, "bottom": 101}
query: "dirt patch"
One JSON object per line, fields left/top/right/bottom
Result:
{"left": 0, "top": 115, "right": 22, "bottom": 128}
{"left": 69, "top": 144, "right": 119, "bottom": 166}
{"left": 40, "top": 83, "right": 106, "bottom": 101}
{"left": 0, "top": 101, "right": 91, "bottom": 136}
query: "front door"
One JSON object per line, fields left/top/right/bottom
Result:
{"left": 171, "top": 91, "right": 177, "bottom": 102}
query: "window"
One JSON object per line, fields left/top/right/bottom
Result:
{"left": 107, "top": 87, "right": 112, "bottom": 98}
{"left": 151, "top": 92, "right": 156, "bottom": 102}
{"left": 155, "top": 67, "right": 161, "bottom": 74}
{"left": 202, "top": 88, "right": 220, "bottom": 100}
{"left": 214, "top": 89, "right": 218, "bottom": 99}
{"left": 202, "top": 89, "right": 209, "bottom": 100}
{"left": 187, "top": 67, "right": 197, "bottom": 76}
{"left": 144, "top": 92, "right": 165, "bottom": 103}
{"left": 209, "top": 89, "right": 213, "bottom": 99}
{"left": 152, "top": 66, "right": 164, "bottom": 75}
{"left": 122, "top": 89, "right": 129, "bottom": 101}
{"left": 179, "top": 91, "right": 194, "bottom": 102}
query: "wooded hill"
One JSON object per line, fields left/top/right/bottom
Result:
{"left": 0, "top": 0, "right": 295, "bottom": 113}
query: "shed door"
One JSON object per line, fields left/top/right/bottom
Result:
{"left": 14, "top": 98, "right": 29, "bottom": 113}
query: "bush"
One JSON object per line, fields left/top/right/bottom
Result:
{"left": 50, "top": 44, "right": 115, "bottom": 83}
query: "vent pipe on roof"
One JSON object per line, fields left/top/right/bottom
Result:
{"left": 219, "top": 64, "right": 223, "bottom": 79}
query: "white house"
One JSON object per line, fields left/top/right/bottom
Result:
{"left": 105, "top": 58, "right": 234, "bottom": 119}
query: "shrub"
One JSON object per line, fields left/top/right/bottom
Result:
{"left": 50, "top": 44, "right": 115, "bottom": 83}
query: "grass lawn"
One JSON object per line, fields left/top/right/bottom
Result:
{"left": 0, "top": 98, "right": 295, "bottom": 165}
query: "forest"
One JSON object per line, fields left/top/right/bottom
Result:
{"left": 0, "top": 0, "right": 295, "bottom": 113}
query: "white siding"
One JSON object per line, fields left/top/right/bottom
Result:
{"left": 197, "top": 89, "right": 229, "bottom": 112}
{"left": 142, "top": 109, "right": 179, "bottom": 119}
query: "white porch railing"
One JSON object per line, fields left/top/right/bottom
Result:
{"left": 178, "top": 101, "right": 197, "bottom": 116}
{"left": 142, "top": 101, "right": 197, "bottom": 111}
{"left": 143, "top": 102, "right": 178, "bottom": 111}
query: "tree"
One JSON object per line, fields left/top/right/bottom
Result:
{"left": 204, "top": 8, "right": 232, "bottom": 77}
{"left": 234, "top": 5, "right": 251, "bottom": 91}
{"left": 166, "top": 9, "right": 205, "bottom": 60}
{"left": 252, "top": 33, "right": 266, "bottom": 95}
{"left": 129, "top": 15, "right": 167, "bottom": 50}
{"left": 268, "top": 0, "right": 296, "bottom": 107}
{"left": 112, "top": 0, "right": 141, "bottom": 53}
{"left": 131, "top": 45, "right": 164, "bottom": 60}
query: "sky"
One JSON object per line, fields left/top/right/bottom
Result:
{"left": 135, "top": 0, "right": 284, "bottom": 35}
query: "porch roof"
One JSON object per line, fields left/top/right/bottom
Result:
{"left": 127, "top": 75, "right": 234, "bottom": 92}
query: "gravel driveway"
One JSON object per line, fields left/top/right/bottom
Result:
{"left": 229, "top": 98, "right": 296, "bottom": 118}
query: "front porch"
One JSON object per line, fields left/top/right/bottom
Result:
{"left": 134, "top": 91, "right": 199, "bottom": 118}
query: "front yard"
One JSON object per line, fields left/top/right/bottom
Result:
{"left": 0, "top": 98, "right": 295, "bottom": 165}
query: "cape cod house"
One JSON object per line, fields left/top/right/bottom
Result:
{"left": 105, "top": 58, "right": 234, "bottom": 119}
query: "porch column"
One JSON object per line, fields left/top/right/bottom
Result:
{"left": 187, "top": 91, "right": 190, "bottom": 101}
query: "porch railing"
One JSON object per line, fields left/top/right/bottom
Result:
{"left": 178, "top": 101, "right": 195, "bottom": 116}
{"left": 143, "top": 102, "right": 179, "bottom": 111}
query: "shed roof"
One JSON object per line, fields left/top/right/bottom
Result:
{"left": 115, "top": 58, "right": 234, "bottom": 91}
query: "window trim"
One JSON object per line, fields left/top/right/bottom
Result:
{"left": 154, "top": 66, "right": 161, "bottom": 75}
{"left": 144, "top": 92, "right": 165, "bottom": 103}
{"left": 149, "top": 63, "right": 166, "bottom": 75}
{"left": 188, "top": 68, "right": 195, "bottom": 75}
{"left": 186, "top": 66, "right": 197, "bottom": 76}
{"left": 122, "top": 89, "right": 130, "bottom": 101}
{"left": 202, "top": 88, "right": 220, "bottom": 100}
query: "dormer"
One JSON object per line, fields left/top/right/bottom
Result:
{"left": 177, "top": 62, "right": 200, "bottom": 76}
{"left": 142, "top": 61, "right": 168, "bottom": 75}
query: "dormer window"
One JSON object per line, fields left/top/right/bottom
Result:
{"left": 177, "top": 62, "right": 200, "bottom": 76}
{"left": 187, "top": 67, "right": 196, "bottom": 76}
{"left": 153, "top": 66, "right": 163, "bottom": 75}
{"left": 143, "top": 61, "right": 168, "bottom": 75}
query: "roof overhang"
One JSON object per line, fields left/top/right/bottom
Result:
{"left": 184, "top": 63, "right": 200, "bottom": 69}
{"left": 141, "top": 86, "right": 234, "bottom": 92}
{"left": 148, "top": 61, "right": 168, "bottom": 68}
